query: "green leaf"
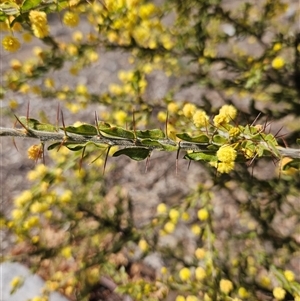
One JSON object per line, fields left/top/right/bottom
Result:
{"left": 64, "top": 124, "right": 98, "bottom": 136}
{"left": 112, "top": 148, "right": 150, "bottom": 161}
{"left": 140, "top": 139, "right": 163, "bottom": 147}
{"left": 21, "top": 0, "right": 41, "bottom": 11}
{"left": 100, "top": 127, "right": 135, "bottom": 139}
{"left": 212, "top": 135, "right": 227, "bottom": 145}
{"left": 17, "top": 116, "right": 57, "bottom": 132}
{"left": 47, "top": 142, "right": 61, "bottom": 150}
{"left": 65, "top": 144, "right": 85, "bottom": 151}
{"left": 135, "top": 129, "right": 165, "bottom": 139}
{"left": 176, "top": 133, "right": 209, "bottom": 144}
{"left": 184, "top": 152, "right": 217, "bottom": 162}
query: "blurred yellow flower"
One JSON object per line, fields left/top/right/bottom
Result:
{"left": 2, "top": 36, "right": 20, "bottom": 52}
{"left": 193, "top": 110, "right": 209, "bottom": 128}
{"left": 157, "top": 203, "right": 167, "bottom": 214}
{"left": 183, "top": 103, "right": 196, "bottom": 118}
{"left": 283, "top": 270, "right": 295, "bottom": 282}
{"left": 179, "top": 267, "right": 191, "bottom": 281}
{"left": 273, "top": 287, "right": 286, "bottom": 300}
{"left": 220, "top": 279, "right": 233, "bottom": 294}
{"left": 63, "top": 11, "right": 80, "bottom": 27}
{"left": 272, "top": 57, "right": 285, "bottom": 69}
{"left": 197, "top": 208, "right": 209, "bottom": 221}
{"left": 195, "top": 266, "right": 206, "bottom": 280}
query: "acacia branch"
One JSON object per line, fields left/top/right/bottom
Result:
{"left": 1, "top": 126, "right": 299, "bottom": 158}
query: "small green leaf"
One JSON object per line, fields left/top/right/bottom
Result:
{"left": 212, "top": 135, "right": 227, "bottom": 145}
{"left": 112, "top": 147, "right": 150, "bottom": 161}
{"left": 135, "top": 129, "right": 165, "bottom": 139}
{"left": 100, "top": 127, "right": 135, "bottom": 139}
{"left": 65, "top": 144, "right": 85, "bottom": 151}
{"left": 176, "top": 133, "right": 209, "bottom": 144}
{"left": 21, "top": 0, "right": 41, "bottom": 11}
{"left": 47, "top": 142, "right": 61, "bottom": 150}
{"left": 64, "top": 124, "right": 98, "bottom": 136}
{"left": 184, "top": 152, "right": 217, "bottom": 162}
{"left": 140, "top": 139, "right": 163, "bottom": 147}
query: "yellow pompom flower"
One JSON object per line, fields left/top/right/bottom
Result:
{"left": 215, "top": 161, "right": 235, "bottom": 174}
{"left": 138, "top": 239, "right": 149, "bottom": 252}
{"left": 29, "top": 11, "right": 49, "bottom": 38}
{"left": 219, "top": 279, "right": 233, "bottom": 294}
{"left": 183, "top": 103, "right": 196, "bottom": 118}
{"left": 61, "top": 246, "right": 72, "bottom": 259}
{"left": 167, "top": 102, "right": 179, "bottom": 113}
{"left": 113, "top": 110, "right": 127, "bottom": 124}
{"left": 169, "top": 208, "right": 180, "bottom": 223}
{"left": 157, "top": 111, "right": 167, "bottom": 122}
{"left": 176, "top": 296, "right": 185, "bottom": 301}
{"left": 28, "top": 145, "right": 42, "bottom": 161}
{"left": 217, "top": 145, "right": 237, "bottom": 163}
{"left": 157, "top": 203, "right": 167, "bottom": 214}
{"left": 2, "top": 36, "right": 20, "bottom": 52}
{"left": 219, "top": 105, "right": 237, "bottom": 121}
{"left": 195, "top": 266, "right": 206, "bottom": 280}
{"left": 195, "top": 248, "right": 206, "bottom": 260}
{"left": 272, "top": 57, "right": 285, "bottom": 69}
{"left": 14, "top": 190, "right": 33, "bottom": 207}
{"left": 273, "top": 287, "right": 286, "bottom": 300}
{"left": 179, "top": 267, "right": 191, "bottom": 281}
{"left": 193, "top": 110, "right": 209, "bottom": 128}
{"left": 238, "top": 287, "right": 249, "bottom": 298}
{"left": 197, "top": 208, "right": 209, "bottom": 221}
{"left": 164, "top": 221, "right": 175, "bottom": 234}
{"left": 63, "top": 11, "right": 80, "bottom": 27}
{"left": 191, "top": 224, "right": 201, "bottom": 235}
{"left": 283, "top": 270, "right": 295, "bottom": 282}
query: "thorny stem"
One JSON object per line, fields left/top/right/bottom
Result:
{"left": 0, "top": 126, "right": 299, "bottom": 158}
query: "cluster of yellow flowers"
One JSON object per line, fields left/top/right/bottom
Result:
{"left": 29, "top": 10, "right": 50, "bottom": 38}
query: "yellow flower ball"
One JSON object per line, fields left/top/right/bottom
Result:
{"left": 195, "top": 248, "right": 206, "bottom": 260}
{"left": 182, "top": 103, "right": 196, "bottom": 118}
{"left": 273, "top": 287, "right": 286, "bottom": 300}
{"left": 28, "top": 145, "right": 42, "bottom": 161}
{"left": 157, "top": 203, "right": 167, "bottom": 214}
{"left": 191, "top": 224, "right": 201, "bottom": 235}
{"left": 61, "top": 246, "right": 72, "bottom": 259}
{"left": 10, "top": 276, "right": 23, "bottom": 289}
{"left": 195, "top": 266, "right": 206, "bottom": 280}
{"left": 238, "top": 287, "right": 249, "bottom": 298}
{"left": 193, "top": 110, "right": 209, "bottom": 128}
{"left": 272, "top": 57, "right": 285, "bottom": 69}
{"left": 197, "top": 208, "right": 209, "bottom": 221}
{"left": 217, "top": 145, "right": 237, "bottom": 163}
{"left": 283, "top": 270, "right": 295, "bottom": 282}
{"left": 169, "top": 208, "right": 180, "bottom": 223}
{"left": 219, "top": 279, "right": 233, "bottom": 294}
{"left": 63, "top": 11, "right": 80, "bottom": 27}
{"left": 186, "top": 296, "right": 198, "bottom": 301}
{"left": 138, "top": 239, "right": 149, "bottom": 252}
{"left": 176, "top": 296, "right": 185, "bottom": 301}
{"left": 2, "top": 36, "right": 21, "bottom": 52}
{"left": 164, "top": 221, "right": 175, "bottom": 234}
{"left": 179, "top": 267, "right": 191, "bottom": 281}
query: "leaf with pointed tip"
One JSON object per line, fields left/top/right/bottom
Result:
{"left": 176, "top": 133, "right": 209, "bottom": 144}
{"left": 212, "top": 135, "right": 227, "bottom": 145}
{"left": 64, "top": 124, "right": 98, "bottom": 136}
{"left": 140, "top": 139, "right": 163, "bottom": 147}
{"left": 97, "top": 122, "right": 111, "bottom": 131}
{"left": 100, "top": 127, "right": 135, "bottom": 139}
{"left": 21, "top": 0, "right": 41, "bottom": 11}
{"left": 65, "top": 144, "right": 85, "bottom": 151}
{"left": 113, "top": 148, "right": 150, "bottom": 161}
{"left": 18, "top": 116, "right": 57, "bottom": 132}
{"left": 184, "top": 152, "right": 217, "bottom": 162}
{"left": 47, "top": 142, "right": 61, "bottom": 150}
{"left": 135, "top": 129, "right": 165, "bottom": 139}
